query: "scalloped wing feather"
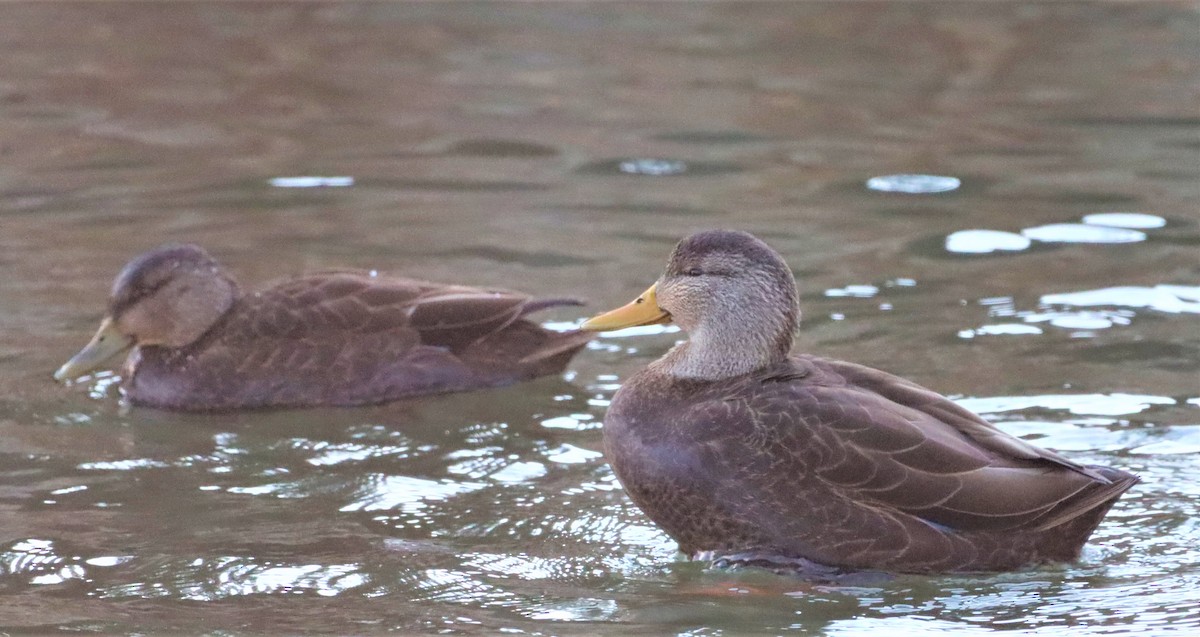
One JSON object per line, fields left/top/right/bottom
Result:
{"left": 686, "top": 357, "right": 1129, "bottom": 534}
{"left": 126, "top": 271, "right": 590, "bottom": 409}
{"left": 234, "top": 273, "right": 535, "bottom": 349}
{"left": 818, "top": 358, "right": 1107, "bottom": 481}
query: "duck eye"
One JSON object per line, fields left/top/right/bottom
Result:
{"left": 684, "top": 268, "right": 703, "bottom": 277}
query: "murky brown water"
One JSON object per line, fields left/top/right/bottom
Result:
{"left": 2, "top": 2, "right": 1198, "bottom": 634}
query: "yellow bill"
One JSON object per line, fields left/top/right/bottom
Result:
{"left": 581, "top": 283, "right": 673, "bottom": 331}
{"left": 53, "top": 317, "right": 134, "bottom": 381}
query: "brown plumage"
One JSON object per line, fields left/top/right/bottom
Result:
{"left": 54, "top": 244, "right": 592, "bottom": 410}
{"left": 582, "top": 230, "right": 1137, "bottom": 574}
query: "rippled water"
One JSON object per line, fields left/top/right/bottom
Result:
{"left": 1, "top": 3, "right": 1198, "bottom": 634}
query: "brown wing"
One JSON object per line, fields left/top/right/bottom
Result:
{"left": 128, "top": 271, "right": 586, "bottom": 408}
{"left": 688, "top": 356, "right": 1130, "bottom": 535}
{"left": 227, "top": 272, "right": 544, "bottom": 353}
{"left": 819, "top": 358, "right": 1106, "bottom": 480}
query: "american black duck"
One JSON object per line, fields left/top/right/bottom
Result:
{"left": 582, "top": 230, "right": 1137, "bottom": 573}
{"left": 55, "top": 244, "right": 592, "bottom": 410}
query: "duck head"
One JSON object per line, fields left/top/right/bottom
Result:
{"left": 583, "top": 230, "right": 799, "bottom": 380}
{"left": 54, "top": 244, "right": 238, "bottom": 381}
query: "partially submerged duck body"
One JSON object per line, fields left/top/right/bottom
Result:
{"left": 583, "top": 230, "right": 1137, "bottom": 573}
{"left": 56, "top": 244, "right": 592, "bottom": 411}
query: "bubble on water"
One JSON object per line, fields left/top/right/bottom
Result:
{"left": 1081, "top": 212, "right": 1166, "bottom": 229}
{"left": 268, "top": 176, "right": 354, "bottom": 188}
{"left": 1022, "top": 223, "right": 1146, "bottom": 244}
{"left": 866, "top": 174, "right": 961, "bottom": 194}
{"left": 945, "top": 230, "right": 1032, "bottom": 254}
{"left": 618, "top": 159, "right": 688, "bottom": 176}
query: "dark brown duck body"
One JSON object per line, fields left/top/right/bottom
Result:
{"left": 56, "top": 244, "right": 592, "bottom": 410}
{"left": 585, "top": 230, "right": 1137, "bottom": 574}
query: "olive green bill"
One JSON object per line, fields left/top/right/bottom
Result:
{"left": 53, "top": 317, "right": 134, "bottom": 381}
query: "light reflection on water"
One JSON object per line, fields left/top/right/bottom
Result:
{"left": 1022, "top": 223, "right": 1148, "bottom": 244}
{"left": 1082, "top": 213, "right": 1168, "bottom": 230}
{"left": 957, "top": 283, "right": 1199, "bottom": 340}
{"left": 2, "top": 1, "right": 1198, "bottom": 634}
{"left": 944, "top": 212, "right": 1169, "bottom": 255}
{"left": 955, "top": 393, "right": 1176, "bottom": 416}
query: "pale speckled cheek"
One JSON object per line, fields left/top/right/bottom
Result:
{"left": 659, "top": 281, "right": 713, "bottom": 331}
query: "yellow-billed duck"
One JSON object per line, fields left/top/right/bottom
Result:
{"left": 55, "top": 244, "right": 592, "bottom": 410}
{"left": 581, "top": 230, "right": 1137, "bottom": 573}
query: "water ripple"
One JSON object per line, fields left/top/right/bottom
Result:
{"left": 619, "top": 158, "right": 688, "bottom": 176}
{"left": 945, "top": 230, "right": 1031, "bottom": 254}
{"left": 955, "top": 393, "right": 1176, "bottom": 417}
{"left": 577, "top": 158, "right": 741, "bottom": 177}
{"left": 97, "top": 557, "right": 367, "bottom": 600}
{"left": 1, "top": 539, "right": 78, "bottom": 584}
{"left": 1041, "top": 285, "right": 1200, "bottom": 315}
{"left": 867, "top": 174, "right": 962, "bottom": 194}
{"left": 1023, "top": 223, "right": 1147, "bottom": 244}
{"left": 339, "top": 474, "right": 486, "bottom": 513}
{"left": 1082, "top": 212, "right": 1167, "bottom": 229}
{"left": 957, "top": 324, "right": 1044, "bottom": 339}
{"left": 305, "top": 441, "right": 411, "bottom": 467}
{"left": 942, "top": 212, "right": 1170, "bottom": 256}
{"left": 540, "top": 414, "right": 600, "bottom": 431}
{"left": 960, "top": 284, "right": 1199, "bottom": 339}
{"left": 268, "top": 176, "right": 354, "bottom": 188}
{"left": 825, "top": 284, "right": 880, "bottom": 298}
{"left": 545, "top": 443, "right": 603, "bottom": 464}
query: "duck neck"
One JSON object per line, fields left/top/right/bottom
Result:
{"left": 657, "top": 314, "right": 795, "bottom": 381}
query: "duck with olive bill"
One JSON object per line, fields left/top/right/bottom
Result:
{"left": 55, "top": 244, "right": 592, "bottom": 410}
{"left": 581, "top": 229, "right": 1137, "bottom": 574}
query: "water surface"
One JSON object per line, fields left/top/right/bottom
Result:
{"left": 1, "top": 3, "right": 1198, "bottom": 635}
